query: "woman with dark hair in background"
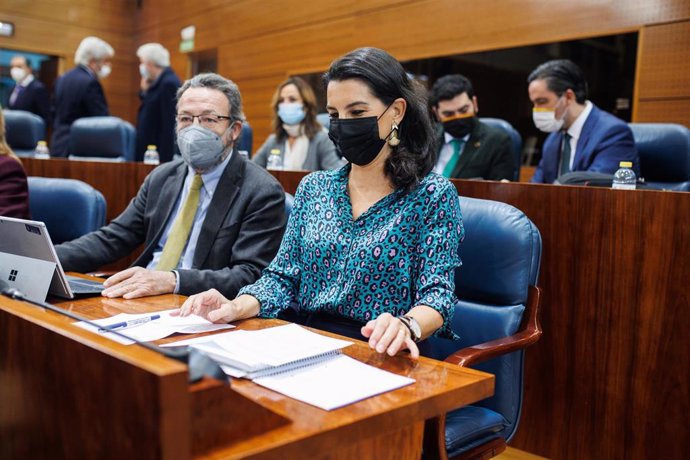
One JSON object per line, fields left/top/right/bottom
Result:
{"left": 253, "top": 76, "right": 342, "bottom": 171}
{"left": 176, "top": 48, "right": 464, "bottom": 359}
{"left": 0, "top": 106, "right": 30, "bottom": 219}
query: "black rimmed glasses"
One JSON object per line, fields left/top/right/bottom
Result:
{"left": 176, "top": 113, "right": 233, "bottom": 129}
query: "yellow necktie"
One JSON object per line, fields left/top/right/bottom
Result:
{"left": 157, "top": 174, "right": 203, "bottom": 271}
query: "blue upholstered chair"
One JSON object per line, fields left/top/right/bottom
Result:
{"left": 27, "top": 177, "right": 106, "bottom": 244}
{"left": 3, "top": 109, "right": 46, "bottom": 157}
{"left": 316, "top": 112, "right": 331, "bottom": 130}
{"left": 424, "top": 196, "right": 543, "bottom": 460}
{"left": 628, "top": 123, "right": 690, "bottom": 192}
{"left": 284, "top": 192, "right": 294, "bottom": 219}
{"left": 238, "top": 122, "right": 254, "bottom": 155}
{"left": 479, "top": 118, "right": 522, "bottom": 181}
{"left": 67, "top": 116, "right": 136, "bottom": 162}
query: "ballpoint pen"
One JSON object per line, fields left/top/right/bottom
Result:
{"left": 98, "top": 314, "right": 161, "bottom": 333}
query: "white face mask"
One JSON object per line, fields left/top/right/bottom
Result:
{"left": 139, "top": 63, "right": 151, "bottom": 80}
{"left": 98, "top": 63, "right": 112, "bottom": 79}
{"left": 532, "top": 97, "right": 566, "bottom": 133}
{"left": 11, "top": 67, "right": 27, "bottom": 82}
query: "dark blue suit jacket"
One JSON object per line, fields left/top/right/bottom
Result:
{"left": 136, "top": 67, "right": 181, "bottom": 163}
{"left": 9, "top": 78, "right": 51, "bottom": 125}
{"left": 531, "top": 105, "right": 638, "bottom": 184}
{"left": 51, "top": 65, "right": 109, "bottom": 157}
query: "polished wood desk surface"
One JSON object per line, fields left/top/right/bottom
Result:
{"left": 1, "top": 287, "right": 493, "bottom": 459}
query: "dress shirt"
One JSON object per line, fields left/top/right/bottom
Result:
{"left": 240, "top": 165, "right": 464, "bottom": 338}
{"left": 9, "top": 74, "right": 34, "bottom": 106}
{"left": 433, "top": 131, "right": 470, "bottom": 175}
{"left": 147, "top": 152, "right": 233, "bottom": 290}
{"left": 565, "top": 100, "right": 593, "bottom": 170}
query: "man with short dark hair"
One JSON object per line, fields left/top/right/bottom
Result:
{"left": 56, "top": 73, "right": 286, "bottom": 299}
{"left": 429, "top": 74, "right": 515, "bottom": 181}
{"left": 7, "top": 55, "right": 51, "bottom": 125}
{"left": 527, "top": 59, "right": 638, "bottom": 184}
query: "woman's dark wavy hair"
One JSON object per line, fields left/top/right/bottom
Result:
{"left": 323, "top": 47, "right": 436, "bottom": 192}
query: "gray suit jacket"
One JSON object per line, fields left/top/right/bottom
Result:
{"left": 253, "top": 130, "right": 343, "bottom": 170}
{"left": 56, "top": 153, "right": 287, "bottom": 298}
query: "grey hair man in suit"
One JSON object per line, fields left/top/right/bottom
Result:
{"left": 429, "top": 74, "right": 515, "bottom": 181}
{"left": 56, "top": 73, "right": 287, "bottom": 299}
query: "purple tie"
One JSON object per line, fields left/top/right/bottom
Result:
{"left": 9, "top": 84, "right": 24, "bottom": 106}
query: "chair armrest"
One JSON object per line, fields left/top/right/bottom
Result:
{"left": 444, "top": 285, "right": 542, "bottom": 368}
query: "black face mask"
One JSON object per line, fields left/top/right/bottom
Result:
{"left": 443, "top": 116, "right": 476, "bottom": 139}
{"left": 328, "top": 105, "right": 393, "bottom": 166}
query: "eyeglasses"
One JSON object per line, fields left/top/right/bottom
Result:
{"left": 176, "top": 113, "right": 233, "bottom": 128}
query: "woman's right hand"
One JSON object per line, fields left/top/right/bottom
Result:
{"left": 172, "top": 289, "right": 258, "bottom": 324}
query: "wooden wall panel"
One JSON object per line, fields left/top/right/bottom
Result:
{"left": 636, "top": 21, "right": 690, "bottom": 99}
{"left": 634, "top": 20, "right": 690, "bottom": 125}
{"left": 636, "top": 99, "right": 690, "bottom": 127}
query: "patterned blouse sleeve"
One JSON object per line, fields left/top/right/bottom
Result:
{"left": 413, "top": 180, "right": 464, "bottom": 338}
{"left": 238, "top": 175, "right": 312, "bottom": 317}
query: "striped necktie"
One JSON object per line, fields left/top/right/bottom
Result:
{"left": 442, "top": 138, "right": 465, "bottom": 178}
{"left": 157, "top": 174, "right": 204, "bottom": 271}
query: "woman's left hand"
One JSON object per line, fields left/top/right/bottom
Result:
{"left": 361, "top": 313, "right": 419, "bottom": 359}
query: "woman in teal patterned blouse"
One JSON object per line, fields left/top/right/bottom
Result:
{"left": 176, "top": 47, "right": 464, "bottom": 358}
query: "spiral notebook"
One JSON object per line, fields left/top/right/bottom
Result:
{"left": 189, "top": 324, "right": 415, "bottom": 410}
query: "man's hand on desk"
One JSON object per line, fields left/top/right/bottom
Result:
{"left": 101, "top": 267, "right": 176, "bottom": 299}
{"left": 172, "top": 290, "right": 260, "bottom": 323}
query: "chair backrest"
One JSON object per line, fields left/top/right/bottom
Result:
{"left": 27, "top": 177, "right": 106, "bottom": 244}
{"left": 479, "top": 118, "right": 522, "bottom": 181}
{"left": 628, "top": 123, "right": 690, "bottom": 189}
{"left": 284, "top": 192, "right": 294, "bottom": 219}
{"left": 68, "top": 116, "right": 136, "bottom": 161}
{"left": 3, "top": 109, "right": 46, "bottom": 157}
{"left": 238, "top": 122, "right": 253, "bottom": 155}
{"left": 428, "top": 196, "right": 542, "bottom": 442}
{"left": 316, "top": 113, "right": 330, "bottom": 130}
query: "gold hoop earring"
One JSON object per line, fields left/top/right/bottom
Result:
{"left": 388, "top": 122, "right": 400, "bottom": 147}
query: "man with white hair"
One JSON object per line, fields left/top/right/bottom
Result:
{"left": 51, "top": 36, "right": 114, "bottom": 156}
{"left": 136, "top": 43, "right": 181, "bottom": 162}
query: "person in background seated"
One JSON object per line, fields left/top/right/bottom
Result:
{"left": 429, "top": 74, "right": 515, "bottom": 181}
{"left": 0, "top": 106, "right": 30, "bottom": 219}
{"left": 7, "top": 55, "right": 51, "bottom": 125}
{"left": 528, "top": 59, "right": 638, "bottom": 184}
{"left": 51, "top": 36, "right": 113, "bottom": 157}
{"left": 253, "top": 76, "right": 342, "bottom": 171}
{"left": 55, "top": 73, "right": 286, "bottom": 300}
{"left": 176, "top": 48, "right": 464, "bottom": 359}
{"left": 136, "top": 43, "right": 182, "bottom": 163}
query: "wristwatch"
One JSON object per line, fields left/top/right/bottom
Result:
{"left": 398, "top": 315, "right": 422, "bottom": 342}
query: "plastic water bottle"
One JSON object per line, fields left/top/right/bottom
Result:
{"left": 34, "top": 140, "right": 50, "bottom": 159}
{"left": 266, "top": 149, "right": 283, "bottom": 170}
{"left": 612, "top": 161, "right": 636, "bottom": 190}
{"left": 143, "top": 144, "right": 160, "bottom": 165}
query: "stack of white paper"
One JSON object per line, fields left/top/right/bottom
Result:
{"left": 74, "top": 309, "right": 234, "bottom": 345}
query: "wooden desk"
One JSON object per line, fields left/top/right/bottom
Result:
{"left": 0, "top": 293, "right": 494, "bottom": 459}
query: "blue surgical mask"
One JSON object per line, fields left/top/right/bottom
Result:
{"left": 278, "top": 102, "right": 306, "bottom": 125}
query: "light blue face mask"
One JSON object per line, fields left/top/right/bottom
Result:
{"left": 278, "top": 102, "right": 306, "bottom": 125}
{"left": 176, "top": 125, "right": 229, "bottom": 172}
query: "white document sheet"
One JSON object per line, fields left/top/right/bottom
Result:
{"left": 253, "top": 354, "right": 415, "bottom": 411}
{"left": 74, "top": 309, "right": 234, "bottom": 345}
{"left": 191, "top": 324, "right": 353, "bottom": 372}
